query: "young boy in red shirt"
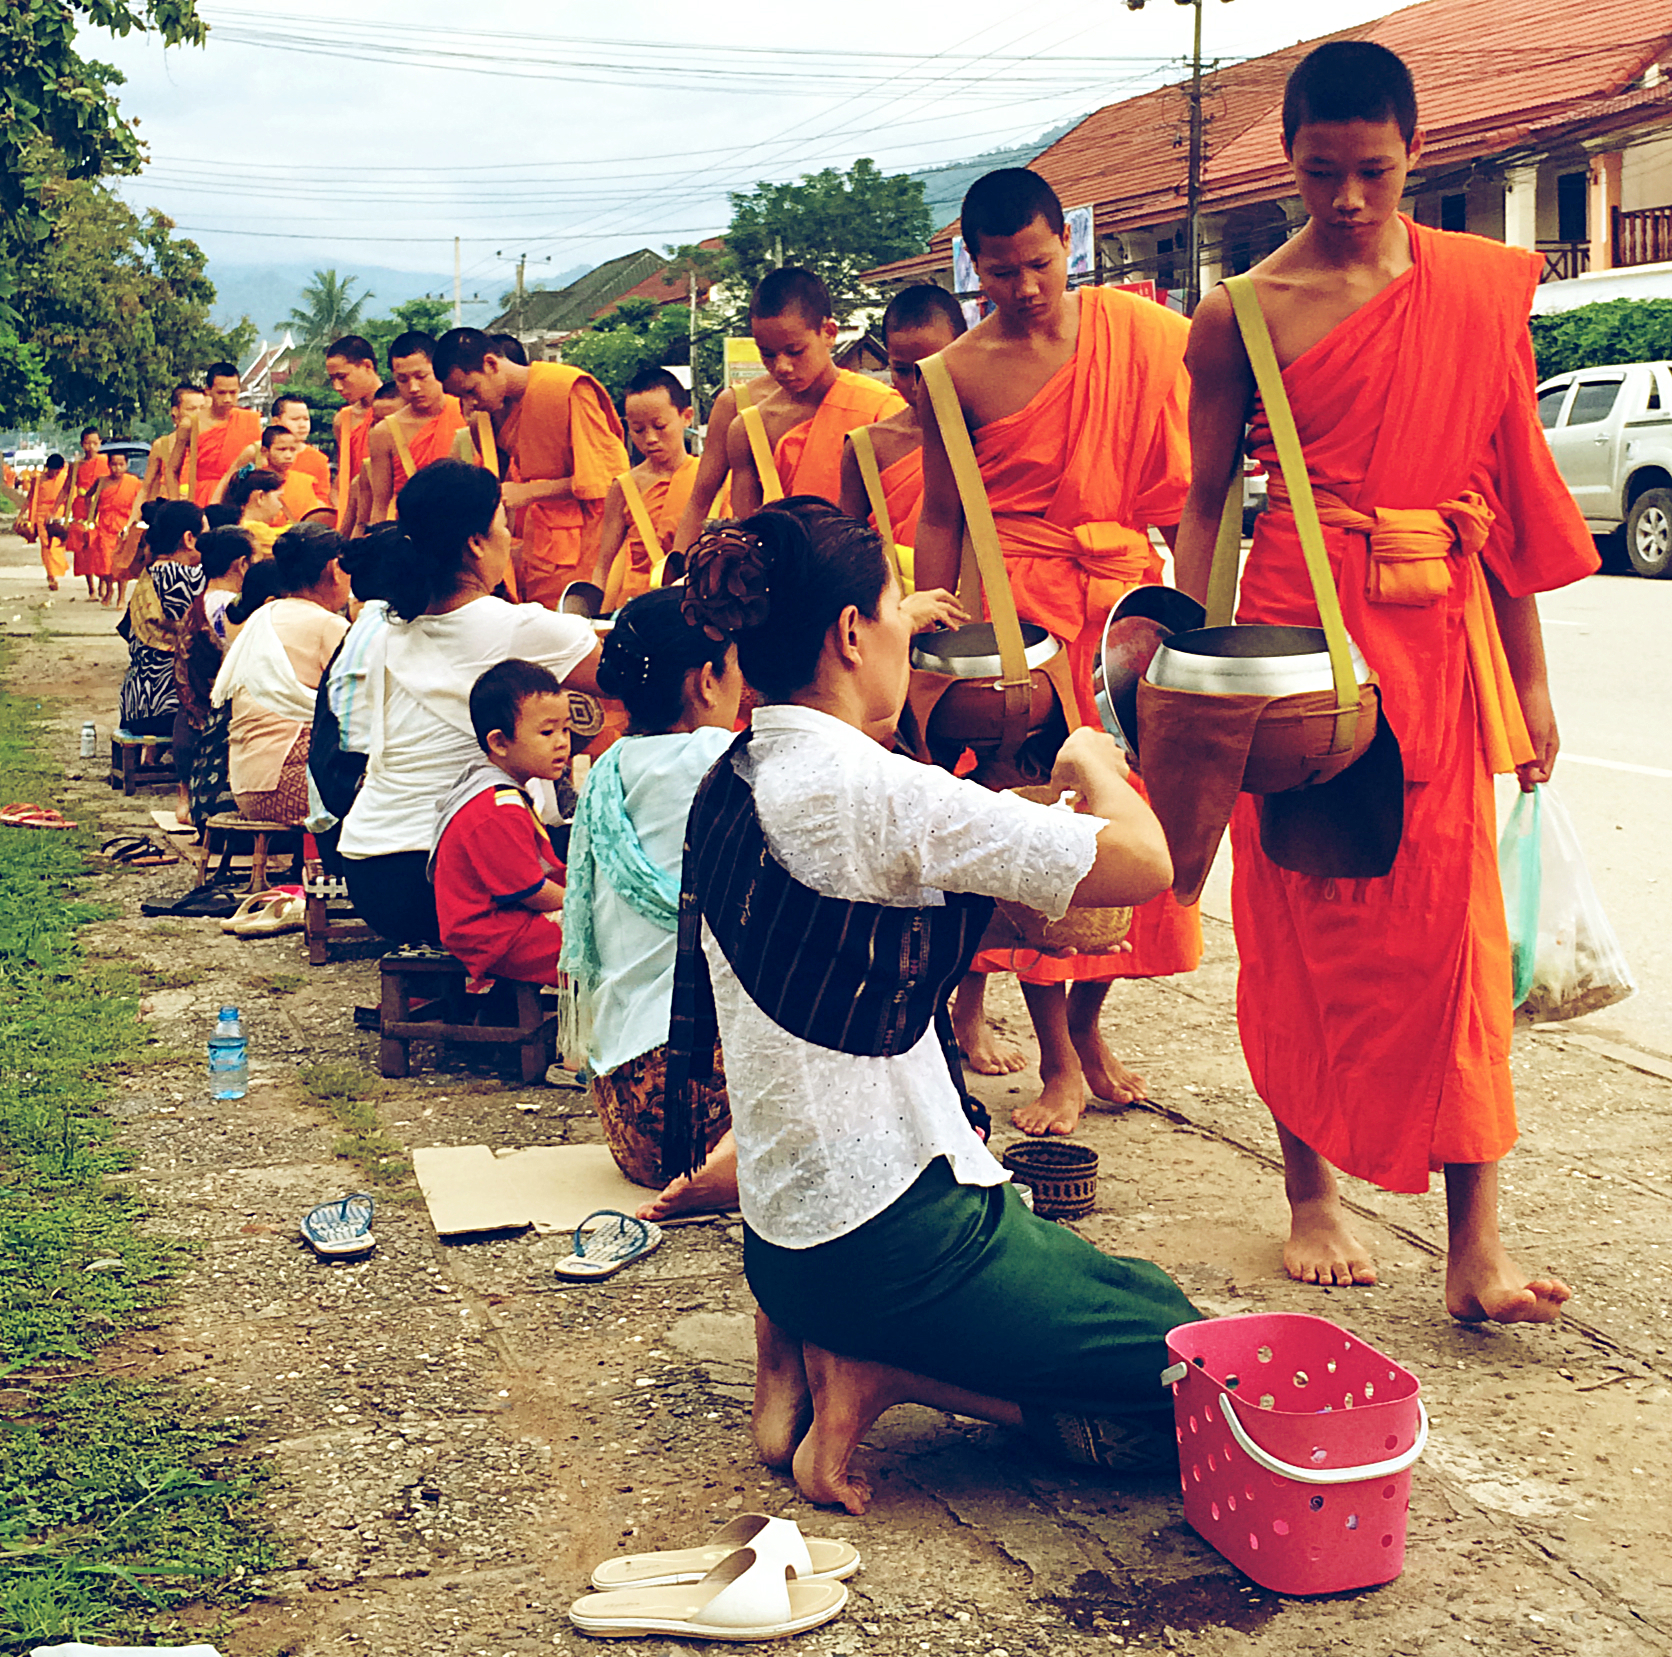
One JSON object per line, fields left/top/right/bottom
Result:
{"left": 429, "top": 658, "right": 570, "bottom": 988}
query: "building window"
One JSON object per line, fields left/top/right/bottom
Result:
{"left": 1440, "top": 194, "right": 1467, "bottom": 233}
{"left": 1156, "top": 236, "right": 1176, "bottom": 289}
{"left": 1557, "top": 172, "right": 1588, "bottom": 243}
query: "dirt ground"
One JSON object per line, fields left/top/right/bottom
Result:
{"left": 5, "top": 540, "right": 1671, "bottom": 1657}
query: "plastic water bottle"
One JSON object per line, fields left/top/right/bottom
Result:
{"left": 208, "top": 1006, "right": 248, "bottom": 1101}
{"left": 79, "top": 720, "right": 96, "bottom": 757}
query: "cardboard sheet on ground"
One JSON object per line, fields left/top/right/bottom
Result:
{"left": 413, "top": 1143, "right": 645, "bottom": 1237}
{"left": 150, "top": 808, "right": 193, "bottom": 835}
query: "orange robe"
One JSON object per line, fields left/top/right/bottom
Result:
{"left": 276, "top": 467, "right": 330, "bottom": 523}
{"left": 502, "top": 363, "right": 628, "bottom": 607}
{"left": 190, "top": 409, "right": 262, "bottom": 506}
{"left": 966, "top": 285, "right": 1199, "bottom": 985}
{"left": 294, "top": 444, "right": 332, "bottom": 500}
{"left": 612, "top": 457, "right": 698, "bottom": 604}
{"left": 390, "top": 397, "right": 469, "bottom": 490}
{"left": 1230, "top": 222, "right": 1598, "bottom": 1194}
{"left": 774, "top": 371, "right": 904, "bottom": 503}
{"left": 89, "top": 473, "right": 141, "bottom": 575}
{"left": 25, "top": 473, "right": 69, "bottom": 580}
{"left": 335, "top": 406, "right": 376, "bottom": 530}
{"left": 877, "top": 448, "right": 925, "bottom": 549}
{"left": 68, "top": 455, "right": 109, "bottom": 573}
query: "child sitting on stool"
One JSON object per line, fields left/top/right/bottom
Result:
{"left": 428, "top": 658, "right": 569, "bottom": 990}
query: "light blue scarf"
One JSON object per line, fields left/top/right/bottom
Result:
{"left": 556, "top": 738, "right": 681, "bottom": 1060}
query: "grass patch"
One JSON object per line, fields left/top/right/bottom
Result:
{"left": 296, "top": 1061, "right": 413, "bottom": 1193}
{"left": 0, "top": 660, "right": 278, "bottom": 1653}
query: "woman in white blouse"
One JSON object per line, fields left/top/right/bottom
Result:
{"left": 326, "top": 460, "right": 601, "bottom": 942}
{"left": 668, "top": 499, "right": 1202, "bottom": 1516}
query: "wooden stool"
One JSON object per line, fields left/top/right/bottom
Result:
{"left": 303, "top": 865, "right": 375, "bottom": 965}
{"left": 377, "top": 947, "right": 559, "bottom": 1085}
{"left": 109, "top": 729, "right": 174, "bottom": 795}
{"left": 194, "top": 813, "right": 304, "bottom": 893}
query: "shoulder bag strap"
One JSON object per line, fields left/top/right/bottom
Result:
{"left": 1219, "top": 275, "right": 1360, "bottom": 755}
{"left": 388, "top": 414, "right": 418, "bottom": 484}
{"left": 848, "top": 426, "right": 902, "bottom": 584}
{"left": 185, "top": 420, "right": 200, "bottom": 501}
{"left": 732, "top": 378, "right": 785, "bottom": 504}
{"left": 472, "top": 410, "right": 500, "bottom": 478}
{"left": 615, "top": 466, "right": 669, "bottom": 593}
{"left": 918, "top": 352, "right": 1033, "bottom": 759}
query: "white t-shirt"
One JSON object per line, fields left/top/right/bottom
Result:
{"left": 705, "top": 704, "right": 1105, "bottom": 1249}
{"left": 336, "top": 595, "right": 594, "bottom": 859}
{"left": 588, "top": 727, "right": 734, "bottom": 1078}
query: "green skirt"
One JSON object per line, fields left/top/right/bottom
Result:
{"left": 744, "top": 1157, "right": 1202, "bottom": 1471}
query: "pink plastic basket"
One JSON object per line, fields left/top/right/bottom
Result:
{"left": 1162, "top": 1313, "right": 1427, "bottom": 1595}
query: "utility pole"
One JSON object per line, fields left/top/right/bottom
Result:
{"left": 516, "top": 254, "right": 527, "bottom": 337}
{"left": 453, "top": 236, "right": 462, "bottom": 327}
{"left": 688, "top": 264, "right": 701, "bottom": 421}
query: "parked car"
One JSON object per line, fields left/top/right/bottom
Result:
{"left": 10, "top": 446, "right": 49, "bottom": 471}
{"left": 1537, "top": 360, "right": 1672, "bottom": 577}
{"left": 99, "top": 438, "right": 151, "bottom": 470}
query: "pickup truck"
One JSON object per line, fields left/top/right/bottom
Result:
{"left": 1537, "top": 360, "right": 1672, "bottom": 577}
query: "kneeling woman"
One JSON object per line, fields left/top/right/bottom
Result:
{"left": 667, "top": 499, "right": 1201, "bottom": 1514}
{"left": 212, "top": 525, "right": 351, "bottom": 824}
{"left": 559, "top": 586, "right": 744, "bottom": 1220}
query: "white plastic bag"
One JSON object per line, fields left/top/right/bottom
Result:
{"left": 1513, "top": 784, "right": 1635, "bottom": 1022}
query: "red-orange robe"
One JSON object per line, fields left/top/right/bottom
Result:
{"left": 390, "top": 398, "right": 469, "bottom": 491}
{"left": 335, "top": 405, "right": 376, "bottom": 531}
{"left": 966, "top": 285, "right": 1199, "bottom": 985}
{"left": 190, "top": 409, "right": 262, "bottom": 506}
{"left": 24, "top": 472, "right": 69, "bottom": 581}
{"left": 610, "top": 457, "right": 698, "bottom": 605}
{"left": 276, "top": 468, "right": 330, "bottom": 523}
{"left": 89, "top": 472, "right": 141, "bottom": 575}
{"left": 67, "top": 455, "right": 109, "bottom": 573}
{"left": 294, "top": 444, "right": 332, "bottom": 500}
{"left": 774, "top": 372, "right": 904, "bottom": 503}
{"left": 1230, "top": 221, "right": 1599, "bottom": 1193}
{"left": 877, "top": 448, "right": 925, "bottom": 549}
{"left": 502, "top": 363, "right": 629, "bottom": 607}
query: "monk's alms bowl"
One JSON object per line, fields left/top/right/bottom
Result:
{"left": 910, "top": 619, "right": 1061, "bottom": 679}
{"left": 1146, "top": 625, "right": 1371, "bottom": 699}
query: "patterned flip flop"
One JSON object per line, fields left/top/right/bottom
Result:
{"left": 301, "top": 1193, "right": 376, "bottom": 1257}
{"left": 553, "top": 1211, "right": 662, "bottom": 1281}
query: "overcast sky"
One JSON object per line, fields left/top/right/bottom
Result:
{"left": 94, "top": 0, "right": 1402, "bottom": 288}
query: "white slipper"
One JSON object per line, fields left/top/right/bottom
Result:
{"left": 590, "top": 1513, "right": 860, "bottom": 1590}
{"left": 570, "top": 1546, "right": 847, "bottom": 1641}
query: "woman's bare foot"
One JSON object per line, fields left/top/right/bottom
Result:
{"left": 636, "top": 1130, "right": 738, "bottom": 1222}
{"left": 792, "top": 1343, "right": 1022, "bottom": 1515}
{"left": 1285, "top": 1196, "right": 1378, "bottom": 1286}
{"left": 951, "top": 974, "right": 1027, "bottom": 1075}
{"left": 1011, "top": 1069, "right": 1085, "bottom": 1136}
{"left": 1446, "top": 1244, "right": 1571, "bottom": 1324}
{"left": 752, "top": 1310, "right": 812, "bottom": 1471}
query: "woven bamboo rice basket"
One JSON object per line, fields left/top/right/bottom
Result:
{"left": 983, "top": 785, "right": 1133, "bottom": 955}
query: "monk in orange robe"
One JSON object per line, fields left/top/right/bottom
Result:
{"left": 221, "top": 395, "right": 332, "bottom": 506}
{"left": 169, "top": 362, "right": 262, "bottom": 506}
{"left": 325, "top": 336, "right": 383, "bottom": 535}
{"left": 1176, "top": 43, "right": 1594, "bottom": 1324}
{"left": 66, "top": 428, "right": 111, "bottom": 597}
{"left": 839, "top": 283, "right": 968, "bottom": 589}
{"left": 588, "top": 366, "right": 702, "bottom": 605}
{"left": 367, "top": 331, "right": 469, "bottom": 523}
{"left": 87, "top": 451, "right": 142, "bottom": 606}
{"left": 917, "top": 169, "right": 1199, "bottom": 1124}
{"left": 435, "top": 326, "right": 628, "bottom": 606}
{"left": 22, "top": 456, "right": 70, "bottom": 589}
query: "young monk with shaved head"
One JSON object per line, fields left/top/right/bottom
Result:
{"left": 1176, "top": 42, "right": 1593, "bottom": 1324}
{"left": 367, "top": 332, "right": 468, "bottom": 523}
{"left": 168, "top": 362, "right": 262, "bottom": 506}
{"left": 915, "top": 169, "right": 1200, "bottom": 1134}
{"left": 142, "top": 385, "right": 206, "bottom": 504}
{"left": 326, "top": 335, "right": 383, "bottom": 534}
{"left": 434, "top": 326, "right": 628, "bottom": 606}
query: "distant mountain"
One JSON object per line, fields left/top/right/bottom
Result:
{"left": 204, "top": 260, "right": 592, "bottom": 336}
{"left": 908, "top": 117, "right": 1090, "bottom": 232}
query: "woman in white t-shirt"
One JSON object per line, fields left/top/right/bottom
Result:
{"left": 668, "top": 498, "right": 1202, "bottom": 1516}
{"left": 558, "top": 585, "right": 743, "bottom": 1219}
{"left": 328, "top": 460, "right": 600, "bottom": 942}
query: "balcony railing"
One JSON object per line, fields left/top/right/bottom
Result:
{"left": 1613, "top": 205, "right": 1672, "bottom": 269}
{"left": 1537, "top": 241, "right": 1590, "bottom": 282}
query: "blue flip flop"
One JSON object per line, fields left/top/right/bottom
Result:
{"left": 302, "top": 1193, "right": 376, "bottom": 1257}
{"left": 553, "top": 1210, "right": 662, "bottom": 1281}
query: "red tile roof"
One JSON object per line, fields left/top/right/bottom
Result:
{"left": 864, "top": 0, "right": 1672, "bottom": 283}
{"left": 598, "top": 236, "right": 725, "bottom": 315}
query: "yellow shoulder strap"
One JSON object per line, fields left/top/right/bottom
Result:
{"left": 733, "top": 378, "right": 784, "bottom": 504}
{"left": 917, "top": 352, "right": 1037, "bottom": 755}
{"left": 472, "top": 411, "right": 500, "bottom": 478}
{"left": 185, "top": 420, "right": 199, "bottom": 500}
{"left": 849, "top": 427, "right": 901, "bottom": 585}
{"left": 389, "top": 414, "right": 418, "bottom": 484}
{"left": 1219, "top": 275, "right": 1358, "bottom": 753}
{"left": 612, "top": 468, "right": 669, "bottom": 605}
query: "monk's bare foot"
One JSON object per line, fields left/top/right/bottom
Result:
{"left": 637, "top": 1130, "right": 738, "bottom": 1223}
{"left": 1070, "top": 1027, "right": 1147, "bottom": 1105}
{"left": 1011, "top": 1069, "right": 1085, "bottom": 1136}
{"left": 957, "top": 1018, "right": 1026, "bottom": 1076}
{"left": 1447, "top": 1245, "right": 1571, "bottom": 1324}
{"left": 1284, "top": 1197, "right": 1378, "bottom": 1287}
{"left": 752, "top": 1310, "right": 812, "bottom": 1471}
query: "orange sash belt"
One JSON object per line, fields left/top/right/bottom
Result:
{"left": 1268, "top": 482, "right": 1532, "bottom": 775}
{"left": 993, "top": 514, "right": 1161, "bottom": 623}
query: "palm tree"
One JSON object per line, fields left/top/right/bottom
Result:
{"left": 282, "top": 270, "right": 370, "bottom": 348}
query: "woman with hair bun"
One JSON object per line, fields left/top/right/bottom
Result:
{"left": 667, "top": 496, "right": 1200, "bottom": 1514}
{"left": 558, "top": 585, "right": 743, "bottom": 1218}
{"left": 210, "top": 522, "right": 350, "bottom": 824}
{"left": 327, "top": 459, "right": 601, "bottom": 942}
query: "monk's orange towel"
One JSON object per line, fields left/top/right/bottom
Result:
{"left": 968, "top": 286, "right": 1198, "bottom": 984}
{"left": 1230, "top": 220, "right": 1599, "bottom": 1194}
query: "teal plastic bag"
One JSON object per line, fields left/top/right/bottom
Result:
{"left": 1497, "top": 786, "right": 1541, "bottom": 1009}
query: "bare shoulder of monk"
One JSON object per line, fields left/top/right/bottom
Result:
{"left": 751, "top": 380, "right": 819, "bottom": 445}
{"left": 869, "top": 408, "right": 922, "bottom": 470}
